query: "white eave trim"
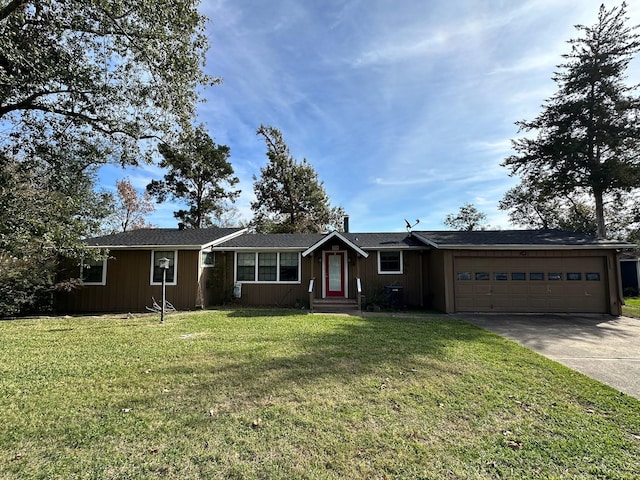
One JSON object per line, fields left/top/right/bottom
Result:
{"left": 210, "top": 246, "right": 306, "bottom": 251}
{"left": 302, "top": 231, "right": 369, "bottom": 258}
{"left": 438, "top": 245, "right": 627, "bottom": 250}
{"left": 201, "top": 228, "right": 249, "bottom": 249}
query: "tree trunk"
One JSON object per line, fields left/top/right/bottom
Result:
{"left": 593, "top": 188, "right": 607, "bottom": 238}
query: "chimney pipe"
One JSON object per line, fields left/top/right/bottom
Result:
{"left": 343, "top": 216, "right": 349, "bottom": 233}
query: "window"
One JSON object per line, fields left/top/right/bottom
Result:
{"left": 567, "top": 272, "right": 582, "bottom": 281}
{"left": 586, "top": 272, "right": 601, "bottom": 281}
{"left": 457, "top": 272, "right": 472, "bottom": 281}
{"left": 201, "top": 251, "right": 215, "bottom": 267}
{"left": 511, "top": 272, "right": 526, "bottom": 281}
{"left": 236, "top": 252, "right": 256, "bottom": 281}
{"left": 279, "top": 252, "right": 299, "bottom": 281}
{"left": 235, "top": 252, "right": 300, "bottom": 283}
{"left": 378, "top": 251, "right": 403, "bottom": 274}
{"left": 258, "top": 253, "right": 277, "bottom": 281}
{"left": 475, "top": 272, "right": 490, "bottom": 281}
{"left": 151, "top": 251, "right": 177, "bottom": 285}
{"left": 494, "top": 272, "right": 508, "bottom": 281}
{"left": 81, "top": 258, "right": 106, "bottom": 285}
{"left": 548, "top": 272, "right": 563, "bottom": 281}
{"left": 530, "top": 272, "right": 544, "bottom": 281}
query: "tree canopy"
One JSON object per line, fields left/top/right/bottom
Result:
{"left": 147, "top": 125, "right": 240, "bottom": 229}
{"left": 251, "top": 125, "right": 345, "bottom": 234}
{"left": 0, "top": 0, "right": 215, "bottom": 165}
{"left": 501, "top": 2, "right": 640, "bottom": 238}
{"left": 0, "top": 0, "right": 214, "bottom": 314}
{"left": 0, "top": 153, "right": 111, "bottom": 316}
{"left": 443, "top": 203, "right": 488, "bottom": 231}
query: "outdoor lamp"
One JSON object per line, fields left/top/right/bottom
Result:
{"left": 159, "top": 257, "right": 170, "bottom": 323}
{"left": 159, "top": 257, "right": 171, "bottom": 271}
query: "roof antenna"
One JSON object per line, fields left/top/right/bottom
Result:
{"left": 404, "top": 218, "right": 420, "bottom": 232}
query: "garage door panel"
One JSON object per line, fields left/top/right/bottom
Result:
{"left": 492, "top": 284, "right": 510, "bottom": 295}
{"left": 454, "top": 256, "right": 607, "bottom": 313}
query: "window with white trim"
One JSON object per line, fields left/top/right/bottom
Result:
{"left": 201, "top": 251, "right": 215, "bottom": 267}
{"left": 151, "top": 250, "right": 177, "bottom": 285}
{"left": 235, "top": 252, "right": 300, "bottom": 283}
{"left": 378, "top": 251, "right": 403, "bottom": 274}
{"left": 81, "top": 258, "right": 107, "bottom": 285}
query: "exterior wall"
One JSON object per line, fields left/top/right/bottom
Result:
{"left": 212, "top": 248, "right": 429, "bottom": 309}
{"left": 428, "top": 249, "right": 449, "bottom": 312}
{"left": 214, "top": 251, "right": 313, "bottom": 308}
{"left": 57, "top": 249, "right": 201, "bottom": 313}
{"left": 357, "top": 250, "right": 425, "bottom": 308}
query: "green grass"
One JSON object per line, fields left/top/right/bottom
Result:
{"left": 1, "top": 310, "right": 639, "bottom": 479}
{"left": 623, "top": 297, "right": 640, "bottom": 318}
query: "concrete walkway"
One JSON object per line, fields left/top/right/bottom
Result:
{"left": 458, "top": 314, "right": 640, "bottom": 400}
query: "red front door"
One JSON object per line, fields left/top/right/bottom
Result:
{"left": 325, "top": 251, "right": 345, "bottom": 297}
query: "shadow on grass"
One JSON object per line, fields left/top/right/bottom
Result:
{"left": 155, "top": 313, "right": 492, "bottom": 411}
{"left": 224, "top": 308, "right": 310, "bottom": 318}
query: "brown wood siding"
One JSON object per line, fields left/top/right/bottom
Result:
{"left": 214, "top": 252, "right": 312, "bottom": 307}
{"left": 357, "top": 250, "right": 425, "bottom": 307}
{"left": 214, "top": 249, "right": 428, "bottom": 308}
{"left": 57, "top": 250, "right": 201, "bottom": 313}
{"left": 428, "top": 250, "right": 448, "bottom": 312}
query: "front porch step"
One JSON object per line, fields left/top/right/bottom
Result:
{"left": 312, "top": 298, "right": 360, "bottom": 314}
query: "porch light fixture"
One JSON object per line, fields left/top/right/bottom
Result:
{"left": 159, "top": 257, "right": 170, "bottom": 323}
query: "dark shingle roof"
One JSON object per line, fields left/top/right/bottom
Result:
{"left": 87, "top": 228, "right": 632, "bottom": 251}
{"left": 87, "top": 228, "right": 245, "bottom": 248}
{"left": 343, "top": 232, "right": 424, "bottom": 249}
{"left": 412, "top": 230, "right": 632, "bottom": 249}
{"left": 213, "top": 233, "right": 326, "bottom": 249}
{"left": 212, "top": 232, "right": 424, "bottom": 250}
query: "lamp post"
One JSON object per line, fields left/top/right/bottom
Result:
{"left": 158, "top": 257, "right": 171, "bottom": 323}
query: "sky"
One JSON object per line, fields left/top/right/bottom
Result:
{"left": 99, "top": 0, "right": 640, "bottom": 233}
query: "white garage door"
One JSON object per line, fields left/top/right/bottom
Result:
{"left": 454, "top": 256, "right": 608, "bottom": 313}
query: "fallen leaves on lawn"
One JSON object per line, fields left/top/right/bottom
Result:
{"left": 506, "top": 440, "right": 523, "bottom": 450}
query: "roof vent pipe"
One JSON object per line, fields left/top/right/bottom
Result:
{"left": 343, "top": 215, "right": 349, "bottom": 233}
{"left": 178, "top": 222, "right": 185, "bottom": 230}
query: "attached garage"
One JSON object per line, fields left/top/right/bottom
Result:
{"left": 413, "top": 230, "right": 630, "bottom": 316}
{"left": 453, "top": 255, "right": 608, "bottom": 313}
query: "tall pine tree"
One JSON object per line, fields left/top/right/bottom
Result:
{"left": 502, "top": 2, "right": 640, "bottom": 238}
{"left": 251, "top": 125, "right": 345, "bottom": 233}
{"left": 147, "top": 125, "right": 240, "bottom": 228}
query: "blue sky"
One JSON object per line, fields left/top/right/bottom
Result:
{"left": 99, "top": 0, "right": 640, "bottom": 232}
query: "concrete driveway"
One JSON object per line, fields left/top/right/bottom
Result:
{"left": 458, "top": 314, "right": 640, "bottom": 400}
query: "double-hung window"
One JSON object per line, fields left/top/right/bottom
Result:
{"left": 378, "top": 251, "right": 403, "bottom": 274}
{"left": 151, "top": 251, "right": 177, "bottom": 285}
{"left": 235, "top": 252, "right": 300, "bottom": 283}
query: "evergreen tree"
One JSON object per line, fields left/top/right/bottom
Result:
{"left": 502, "top": 2, "right": 640, "bottom": 238}
{"left": 251, "top": 125, "right": 345, "bottom": 233}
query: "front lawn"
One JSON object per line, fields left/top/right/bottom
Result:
{"left": 1, "top": 311, "right": 638, "bottom": 479}
{"left": 623, "top": 297, "right": 640, "bottom": 318}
